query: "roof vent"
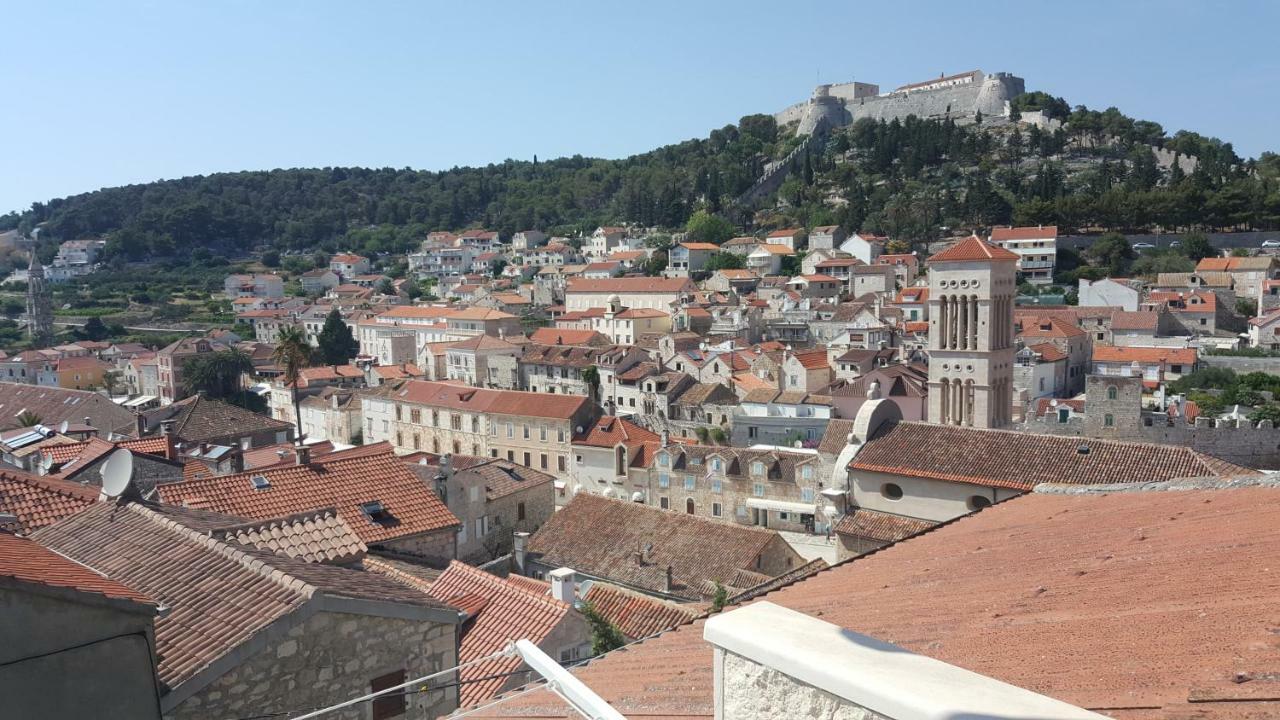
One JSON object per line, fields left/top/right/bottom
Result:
{"left": 1076, "top": 444, "right": 1090, "bottom": 455}
{"left": 250, "top": 475, "right": 271, "bottom": 490}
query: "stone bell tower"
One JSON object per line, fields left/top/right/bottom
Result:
{"left": 925, "top": 236, "right": 1019, "bottom": 428}
{"left": 25, "top": 254, "right": 53, "bottom": 349}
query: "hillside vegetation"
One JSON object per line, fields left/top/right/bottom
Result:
{"left": 3, "top": 91, "right": 1278, "bottom": 270}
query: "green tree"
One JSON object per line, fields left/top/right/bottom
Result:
{"left": 1086, "top": 233, "right": 1134, "bottom": 276}
{"left": 1237, "top": 298, "right": 1258, "bottom": 317}
{"left": 181, "top": 348, "right": 253, "bottom": 401}
{"left": 315, "top": 308, "right": 359, "bottom": 365}
{"left": 582, "top": 365, "right": 600, "bottom": 403}
{"left": 684, "top": 210, "right": 735, "bottom": 246}
{"left": 710, "top": 582, "right": 728, "bottom": 613}
{"left": 261, "top": 249, "right": 281, "bottom": 267}
{"left": 580, "top": 601, "right": 626, "bottom": 655}
{"left": 13, "top": 410, "right": 42, "bottom": 429}
{"left": 1179, "top": 232, "right": 1215, "bottom": 261}
{"left": 704, "top": 252, "right": 746, "bottom": 272}
{"left": 79, "top": 316, "right": 110, "bottom": 342}
{"left": 272, "top": 326, "right": 312, "bottom": 441}
{"left": 1249, "top": 404, "right": 1280, "bottom": 424}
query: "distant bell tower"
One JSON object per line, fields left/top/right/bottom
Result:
{"left": 26, "top": 254, "right": 53, "bottom": 348}
{"left": 925, "top": 236, "right": 1019, "bottom": 428}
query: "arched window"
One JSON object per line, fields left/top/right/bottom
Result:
{"left": 1104, "top": 414, "right": 1115, "bottom": 427}
{"left": 615, "top": 445, "right": 627, "bottom": 476}
{"left": 1106, "top": 386, "right": 1118, "bottom": 400}
{"left": 967, "top": 495, "right": 992, "bottom": 511}
{"left": 685, "top": 498, "right": 695, "bottom": 514}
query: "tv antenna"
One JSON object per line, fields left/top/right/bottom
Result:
{"left": 100, "top": 448, "right": 135, "bottom": 500}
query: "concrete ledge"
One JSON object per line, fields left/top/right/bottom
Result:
{"left": 704, "top": 602, "right": 1105, "bottom": 720}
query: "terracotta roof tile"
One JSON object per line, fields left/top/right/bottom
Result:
{"left": 582, "top": 581, "right": 700, "bottom": 640}
{"left": 928, "top": 235, "right": 1020, "bottom": 263}
{"left": 383, "top": 379, "right": 591, "bottom": 421}
{"left": 156, "top": 443, "right": 460, "bottom": 544}
{"left": 0, "top": 468, "right": 99, "bottom": 534}
{"left": 527, "top": 494, "right": 801, "bottom": 601}
{"left": 34, "top": 502, "right": 451, "bottom": 692}
{"left": 0, "top": 531, "right": 154, "bottom": 606}
{"left": 1092, "top": 344, "right": 1197, "bottom": 365}
{"left": 566, "top": 277, "right": 695, "bottom": 294}
{"left": 466, "top": 484, "right": 1280, "bottom": 719}
{"left": 990, "top": 225, "right": 1058, "bottom": 241}
{"left": 851, "top": 421, "right": 1255, "bottom": 491}
{"left": 211, "top": 507, "right": 368, "bottom": 564}
{"left": 833, "top": 508, "right": 938, "bottom": 543}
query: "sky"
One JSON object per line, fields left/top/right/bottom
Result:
{"left": 3, "top": 0, "right": 1278, "bottom": 215}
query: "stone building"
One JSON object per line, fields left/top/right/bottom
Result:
{"left": 157, "top": 443, "right": 462, "bottom": 565}
{"left": 417, "top": 455, "right": 555, "bottom": 563}
{"left": 925, "top": 236, "right": 1018, "bottom": 429}
{"left": 24, "top": 255, "right": 53, "bottom": 348}
{"left": 522, "top": 493, "right": 806, "bottom": 602}
{"left": 33, "top": 501, "right": 463, "bottom": 719}
{"left": 363, "top": 380, "right": 597, "bottom": 476}
{"left": 568, "top": 415, "right": 660, "bottom": 500}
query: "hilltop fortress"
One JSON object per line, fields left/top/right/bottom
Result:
{"left": 775, "top": 70, "right": 1026, "bottom": 136}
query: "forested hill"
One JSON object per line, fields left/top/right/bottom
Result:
{"left": 4, "top": 92, "right": 1279, "bottom": 266}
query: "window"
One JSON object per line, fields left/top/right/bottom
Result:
{"left": 558, "top": 456, "right": 566, "bottom": 472}
{"left": 710, "top": 458, "right": 722, "bottom": 472}
{"left": 540, "top": 426, "right": 548, "bottom": 441}
{"left": 395, "top": 431, "right": 403, "bottom": 447}
{"left": 457, "top": 522, "right": 467, "bottom": 544}
{"left": 523, "top": 425, "right": 530, "bottom": 439}
{"left": 410, "top": 409, "right": 421, "bottom": 424}
{"left": 967, "top": 495, "right": 992, "bottom": 511}
{"left": 475, "top": 516, "right": 490, "bottom": 537}
{"left": 658, "top": 473, "right": 670, "bottom": 489}
{"left": 684, "top": 476, "right": 695, "bottom": 490}
{"left": 523, "top": 452, "right": 531, "bottom": 467}
{"left": 395, "top": 405, "right": 403, "bottom": 421}
{"left": 801, "top": 488, "right": 814, "bottom": 503}
{"left": 881, "top": 483, "right": 904, "bottom": 501}
{"left": 1104, "top": 413, "right": 1115, "bottom": 427}
{"left": 1106, "top": 386, "right": 1118, "bottom": 400}
{"left": 1058, "top": 408, "right": 1070, "bottom": 423}
{"left": 711, "top": 479, "right": 722, "bottom": 494}
{"left": 518, "top": 502, "right": 526, "bottom": 521}
{"left": 489, "top": 420, "right": 496, "bottom": 436}
{"left": 753, "top": 483, "right": 765, "bottom": 497}
{"left": 801, "top": 465, "right": 813, "bottom": 480}
{"left": 506, "top": 423, "right": 514, "bottom": 438}
{"left": 1171, "top": 364, "right": 1183, "bottom": 373}
{"left": 748, "top": 426, "right": 758, "bottom": 439}
{"left": 751, "top": 461, "right": 764, "bottom": 476}
{"left": 540, "top": 453, "right": 548, "bottom": 470}
{"left": 712, "top": 502, "right": 723, "bottom": 517}
{"left": 657, "top": 453, "right": 669, "bottom": 467}
{"left": 558, "top": 428, "right": 566, "bottom": 443}
{"left": 371, "top": 670, "right": 406, "bottom": 720}
{"left": 659, "top": 496, "right": 669, "bottom": 510}
{"left": 431, "top": 410, "right": 439, "bottom": 427}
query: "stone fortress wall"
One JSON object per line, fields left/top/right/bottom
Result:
{"left": 776, "top": 70, "right": 1026, "bottom": 136}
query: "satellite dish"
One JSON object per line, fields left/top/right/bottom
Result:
{"left": 59, "top": 420, "right": 69, "bottom": 434}
{"left": 100, "top": 448, "right": 135, "bottom": 499}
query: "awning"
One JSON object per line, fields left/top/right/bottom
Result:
{"left": 746, "top": 498, "right": 816, "bottom": 515}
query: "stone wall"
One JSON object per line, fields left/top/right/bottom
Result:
{"left": 1202, "top": 354, "right": 1280, "bottom": 376}
{"left": 168, "top": 610, "right": 458, "bottom": 720}
{"left": 379, "top": 529, "right": 457, "bottom": 568}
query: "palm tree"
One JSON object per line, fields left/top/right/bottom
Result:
{"left": 13, "top": 410, "right": 42, "bottom": 429}
{"left": 180, "top": 349, "right": 253, "bottom": 401}
{"left": 272, "top": 326, "right": 312, "bottom": 442}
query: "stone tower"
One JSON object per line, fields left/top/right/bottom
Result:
{"left": 925, "top": 236, "right": 1019, "bottom": 428}
{"left": 25, "top": 254, "right": 53, "bottom": 348}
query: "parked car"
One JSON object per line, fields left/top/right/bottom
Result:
{"left": 1169, "top": 240, "right": 1182, "bottom": 248}
{"left": 1133, "top": 242, "right": 1156, "bottom": 250}
{"left": 1261, "top": 239, "right": 1280, "bottom": 248}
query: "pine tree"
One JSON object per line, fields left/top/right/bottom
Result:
{"left": 315, "top": 308, "right": 358, "bottom": 366}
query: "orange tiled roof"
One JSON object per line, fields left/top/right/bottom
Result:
{"left": 388, "top": 380, "right": 591, "bottom": 421}
{"left": 928, "top": 235, "right": 1020, "bottom": 263}
{"left": 582, "top": 581, "right": 700, "bottom": 640}
{"left": 566, "top": 277, "right": 695, "bottom": 294}
{"left": 573, "top": 416, "right": 660, "bottom": 448}
{"left": 0, "top": 468, "right": 99, "bottom": 534}
{"left": 0, "top": 531, "right": 153, "bottom": 606}
{"left": 465, "top": 485, "right": 1280, "bottom": 719}
{"left": 990, "top": 225, "right": 1058, "bottom": 241}
{"left": 833, "top": 508, "right": 938, "bottom": 544}
{"left": 156, "top": 443, "right": 460, "bottom": 544}
{"left": 1025, "top": 342, "right": 1068, "bottom": 362}
{"left": 1092, "top": 345, "right": 1197, "bottom": 365}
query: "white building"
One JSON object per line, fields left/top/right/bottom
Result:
{"left": 1078, "top": 277, "right": 1139, "bottom": 311}
{"left": 990, "top": 225, "right": 1057, "bottom": 285}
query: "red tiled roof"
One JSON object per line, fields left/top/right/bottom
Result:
{"left": 467, "top": 485, "right": 1280, "bottom": 719}
{"left": 850, "top": 421, "right": 1252, "bottom": 491}
{"left": 1017, "top": 316, "right": 1087, "bottom": 339}
{"left": 387, "top": 380, "right": 591, "bottom": 421}
{"left": 0, "top": 468, "right": 98, "bottom": 534}
{"left": 833, "top": 508, "right": 937, "bottom": 544}
{"left": 875, "top": 253, "right": 919, "bottom": 267}
{"left": 1093, "top": 345, "right": 1197, "bottom": 365}
{"left": 904, "top": 320, "right": 929, "bottom": 333}
{"left": 380, "top": 560, "right": 572, "bottom": 706}
{"left": 928, "top": 235, "right": 1020, "bottom": 263}
{"left": 1110, "top": 311, "right": 1160, "bottom": 331}
{"left": 211, "top": 508, "right": 367, "bottom": 564}
{"left": 678, "top": 242, "right": 721, "bottom": 251}
{"left": 582, "top": 581, "right": 700, "bottom": 640}
{"left": 528, "top": 328, "right": 610, "bottom": 346}
{"left": 767, "top": 228, "right": 803, "bottom": 238}
{"left": 566, "top": 277, "right": 695, "bottom": 294}
{"left": 527, "top": 494, "right": 798, "bottom": 601}
{"left": 1032, "top": 397, "right": 1086, "bottom": 418}
{"left": 573, "top": 416, "right": 660, "bottom": 448}
{"left": 1025, "top": 342, "right": 1068, "bottom": 362}
{"left": 0, "top": 531, "right": 153, "bottom": 606}
{"left": 156, "top": 443, "right": 460, "bottom": 544}
{"left": 990, "top": 225, "right": 1058, "bottom": 241}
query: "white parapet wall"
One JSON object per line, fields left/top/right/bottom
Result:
{"left": 704, "top": 602, "right": 1108, "bottom": 720}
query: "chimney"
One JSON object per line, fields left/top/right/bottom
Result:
{"left": 230, "top": 449, "right": 244, "bottom": 473}
{"left": 135, "top": 412, "right": 147, "bottom": 438}
{"left": 549, "top": 567, "right": 577, "bottom": 604}
{"left": 663, "top": 565, "right": 674, "bottom": 594}
{"left": 159, "top": 419, "right": 175, "bottom": 437}
{"left": 295, "top": 444, "right": 311, "bottom": 466}
{"left": 513, "top": 531, "right": 530, "bottom": 573}
{"left": 441, "top": 453, "right": 454, "bottom": 480}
